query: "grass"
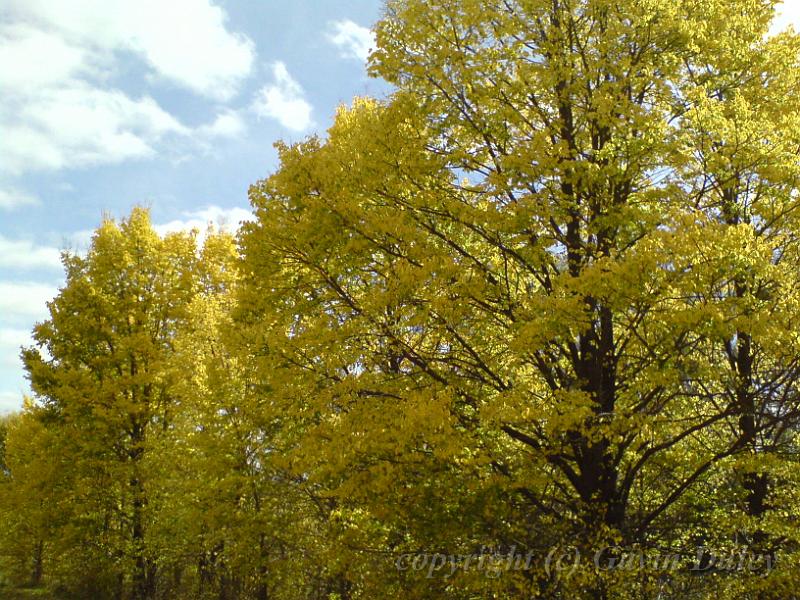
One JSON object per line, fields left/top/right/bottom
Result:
{"left": 0, "top": 586, "right": 60, "bottom": 599}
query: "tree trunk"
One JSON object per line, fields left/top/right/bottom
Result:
{"left": 30, "top": 538, "right": 43, "bottom": 587}
{"left": 130, "top": 473, "right": 155, "bottom": 600}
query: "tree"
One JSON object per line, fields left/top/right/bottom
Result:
{"left": 152, "top": 229, "right": 320, "bottom": 600}
{"left": 23, "top": 208, "right": 201, "bottom": 600}
{"left": 2, "top": 2, "right": 799, "bottom": 599}
{"left": 0, "top": 409, "right": 56, "bottom": 589}
{"left": 237, "top": 1, "right": 800, "bottom": 597}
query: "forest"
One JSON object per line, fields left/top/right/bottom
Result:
{"left": 2, "top": 0, "right": 800, "bottom": 598}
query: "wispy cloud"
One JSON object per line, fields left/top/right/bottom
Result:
{"left": 155, "top": 205, "right": 253, "bottom": 240}
{"left": 0, "top": 187, "right": 39, "bottom": 210}
{"left": 327, "top": 19, "right": 374, "bottom": 62}
{"left": 0, "top": 282, "right": 58, "bottom": 321}
{"left": 197, "top": 110, "right": 246, "bottom": 140}
{"left": 2, "top": 0, "right": 254, "bottom": 101}
{"left": 251, "top": 62, "right": 314, "bottom": 132}
{"left": 3, "top": 82, "right": 188, "bottom": 174}
{"left": 0, "top": 236, "right": 63, "bottom": 270}
{"left": 0, "top": 391, "right": 24, "bottom": 414}
{"left": 0, "top": 1, "right": 255, "bottom": 176}
{"left": 0, "top": 328, "right": 33, "bottom": 369}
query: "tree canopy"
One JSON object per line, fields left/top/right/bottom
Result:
{"left": 2, "top": 1, "right": 800, "bottom": 599}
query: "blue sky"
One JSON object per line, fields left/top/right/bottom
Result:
{"left": 0, "top": 0, "right": 389, "bottom": 411}
{"left": 0, "top": 1, "right": 798, "bottom": 412}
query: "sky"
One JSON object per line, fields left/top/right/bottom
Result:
{"left": 0, "top": 1, "right": 799, "bottom": 413}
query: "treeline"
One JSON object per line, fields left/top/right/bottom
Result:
{"left": 4, "top": 0, "right": 800, "bottom": 598}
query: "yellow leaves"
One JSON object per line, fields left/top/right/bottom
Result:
{"left": 11, "top": 1, "right": 800, "bottom": 597}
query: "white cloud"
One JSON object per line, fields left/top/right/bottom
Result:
{"left": 155, "top": 205, "right": 253, "bottom": 240}
{"left": 0, "top": 328, "right": 32, "bottom": 369}
{"left": 62, "top": 229, "right": 95, "bottom": 255}
{"left": 0, "top": 237, "right": 62, "bottom": 271}
{"left": 0, "top": 1, "right": 255, "bottom": 176}
{"left": 0, "top": 25, "right": 98, "bottom": 95}
{"left": 0, "top": 187, "right": 39, "bottom": 210}
{"left": 0, "top": 282, "right": 58, "bottom": 321}
{"left": 0, "top": 325, "right": 32, "bottom": 413}
{"left": 63, "top": 207, "right": 252, "bottom": 254}
{"left": 771, "top": 1, "right": 800, "bottom": 34}
{"left": 3, "top": 0, "right": 254, "bottom": 101}
{"left": 0, "top": 391, "right": 24, "bottom": 414}
{"left": 251, "top": 62, "right": 314, "bottom": 131}
{"left": 198, "top": 110, "right": 246, "bottom": 139}
{"left": 3, "top": 82, "right": 188, "bottom": 174}
{"left": 327, "top": 20, "right": 375, "bottom": 62}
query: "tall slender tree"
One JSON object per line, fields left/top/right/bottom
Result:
{"left": 23, "top": 208, "right": 200, "bottom": 600}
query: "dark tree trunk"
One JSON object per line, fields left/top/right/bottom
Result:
{"left": 30, "top": 538, "right": 44, "bottom": 587}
